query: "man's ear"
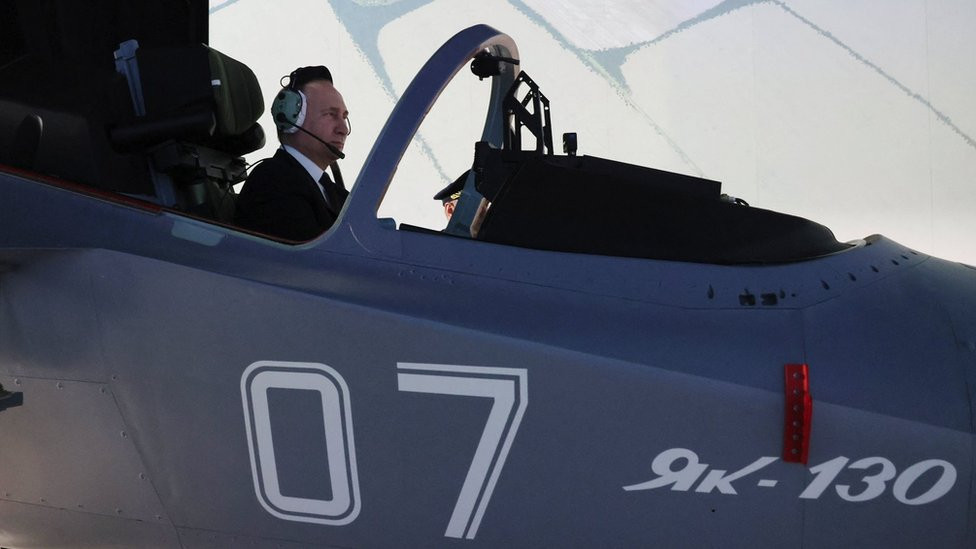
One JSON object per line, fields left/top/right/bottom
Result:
{"left": 444, "top": 201, "right": 456, "bottom": 219}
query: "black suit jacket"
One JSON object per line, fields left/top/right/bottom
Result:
{"left": 235, "top": 149, "right": 348, "bottom": 241}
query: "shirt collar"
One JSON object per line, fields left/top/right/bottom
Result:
{"left": 282, "top": 145, "right": 325, "bottom": 183}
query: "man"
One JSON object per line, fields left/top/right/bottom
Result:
{"left": 235, "top": 66, "right": 350, "bottom": 241}
{"left": 433, "top": 173, "right": 466, "bottom": 221}
{"left": 433, "top": 171, "right": 491, "bottom": 236}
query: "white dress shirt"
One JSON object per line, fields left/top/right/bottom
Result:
{"left": 281, "top": 145, "right": 331, "bottom": 203}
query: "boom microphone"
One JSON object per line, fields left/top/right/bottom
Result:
{"left": 275, "top": 114, "right": 346, "bottom": 159}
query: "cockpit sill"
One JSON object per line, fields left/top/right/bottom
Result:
{"left": 0, "top": 153, "right": 855, "bottom": 257}
{"left": 1, "top": 152, "right": 932, "bottom": 315}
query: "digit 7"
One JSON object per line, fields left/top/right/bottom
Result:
{"left": 397, "top": 363, "right": 529, "bottom": 540}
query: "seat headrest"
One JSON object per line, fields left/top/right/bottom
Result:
{"left": 208, "top": 47, "right": 264, "bottom": 137}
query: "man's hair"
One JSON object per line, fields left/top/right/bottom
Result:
{"left": 287, "top": 65, "right": 333, "bottom": 91}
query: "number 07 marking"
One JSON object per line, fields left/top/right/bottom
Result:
{"left": 397, "top": 363, "right": 528, "bottom": 540}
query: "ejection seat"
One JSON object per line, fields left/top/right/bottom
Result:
{"left": 110, "top": 41, "right": 265, "bottom": 221}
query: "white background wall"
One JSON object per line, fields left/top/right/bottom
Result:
{"left": 210, "top": 0, "right": 976, "bottom": 265}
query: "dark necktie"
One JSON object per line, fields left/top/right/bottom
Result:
{"left": 319, "top": 173, "right": 343, "bottom": 214}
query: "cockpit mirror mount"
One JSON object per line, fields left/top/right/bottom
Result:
{"left": 470, "top": 50, "right": 520, "bottom": 80}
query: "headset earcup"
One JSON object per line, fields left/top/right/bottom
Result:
{"left": 271, "top": 89, "right": 306, "bottom": 133}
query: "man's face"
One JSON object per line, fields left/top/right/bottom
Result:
{"left": 295, "top": 80, "right": 349, "bottom": 168}
{"left": 443, "top": 199, "right": 457, "bottom": 220}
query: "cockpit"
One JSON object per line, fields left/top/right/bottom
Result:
{"left": 394, "top": 61, "right": 848, "bottom": 263}
{"left": 0, "top": 2, "right": 848, "bottom": 264}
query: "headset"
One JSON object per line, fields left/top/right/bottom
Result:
{"left": 270, "top": 65, "right": 346, "bottom": 159}
{"left": 271, "top": 87, "right": 307, "bottom": 135}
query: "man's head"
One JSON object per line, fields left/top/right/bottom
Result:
{"left": 273, "top": 66, "right": 350, "bottom": 170}
{"left": 433, "top": 172, "right": 467, "bottom": 220}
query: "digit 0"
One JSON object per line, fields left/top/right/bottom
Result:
{"left": 892, "top": 460, "right": 957, "bottom": 506}
{"left": 241, "top": 361, "right": 361, "bottom": 525}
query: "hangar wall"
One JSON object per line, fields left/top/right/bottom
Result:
{"left": 210, "top": 0, "right": 976, "bottom": 266}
